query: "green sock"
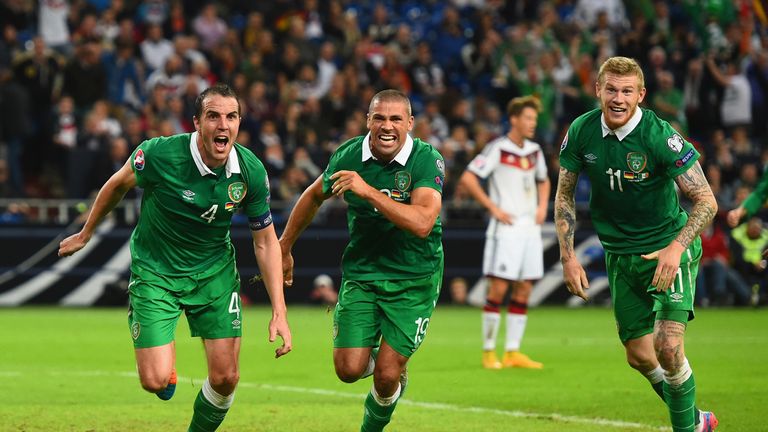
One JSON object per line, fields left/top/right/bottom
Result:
{"left": 663, "top": 373, "right": 697, "bottom": 432}
{"left": 652, "top": 378, "right": 701, "bottom": 425}
{"left": 360, "top": 390, "right": 398, "bottom": 432}
{"left": 188, "top": 390, "right": 229, "bottom": 432}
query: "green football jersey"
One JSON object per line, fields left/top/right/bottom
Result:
{"left": 559, "top": 108, "right": 699, "bottom": 254}
{"left": 742, "top": 170, "right": 768, "bottom": 218}
{"left": 323, "top": 134, "right": 445, "bottom": 280}
{"left": 129, "top": 132, "right": 273, "bottom": 276}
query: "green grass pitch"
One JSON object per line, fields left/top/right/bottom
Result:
{"left": 0, "top": 306, "right": 764, "bottom": 431}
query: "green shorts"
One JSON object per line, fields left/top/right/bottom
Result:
{"left": 127, "top": 260, "right": 242, "bottom": 348}
{"left": 333, "top": 269, "right": 443, "bottom": 358}
{"left": 605, "top": 237, "right": 701, "bottom": 343}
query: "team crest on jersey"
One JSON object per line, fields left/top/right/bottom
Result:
{"left": 626, "top": 152, "right": 647, "bottom": 173}
{"left": 394, "top": 171, "right": 411, "bottom": 191}
{"left": 131, "top": 322, "right": 140, "bottom": 340}
{"left": 666, "top": 134, "right": 684, "bottom": 153}
{"left": 228, "top": 182, "right": 246, "bottom": 202}
{"left": 133, "top": 149, "right": 145, "bottom": 170}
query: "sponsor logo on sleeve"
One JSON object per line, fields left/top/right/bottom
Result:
{"left": 666, "top": 134, "right": 684, "bottom": 153}
{"left": 675, "top": 148, "right": 696, "bottom": 167}
{"left": 133, "top": 149, "right": 145, "bottom": 170}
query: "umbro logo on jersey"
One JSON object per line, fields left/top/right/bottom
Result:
{"left": 182, "top": 190, "right": 195, "bottom": 201}
{"left": 585, "top": 153, "right": 598, "bottom": 163}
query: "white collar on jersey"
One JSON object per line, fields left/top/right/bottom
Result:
{"left": 189, "top": 131, "right": 241, "bottom": 178}
{"left": 600, "top": 107, "right": 643, "bottom": 141}
{"left": 361, "top": 132, "right": 414, "bottom": 165}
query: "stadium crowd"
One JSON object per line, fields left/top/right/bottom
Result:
{"left": 0, "top": 0, "right": 766, "bottom": 305}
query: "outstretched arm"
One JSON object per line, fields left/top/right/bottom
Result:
{"left": 554, "top": 167, "right": 589, "bottom": 300}
{"left": 642, "top": 161, "right": 717, "bottom": 291}
{"left": 278, "top": 175, "right": 331, "bottom": 285}
{"left": 252, "top": 224, "right": 292, "bottom": 358}
{"left": 329, "top": 170, "right": 441, "bottom": 239}
{"left": 58, "top": 160, "right": 137, "bottom": 257}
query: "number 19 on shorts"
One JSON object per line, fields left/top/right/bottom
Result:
{"left": 414, "top": 317, "right": 430, "bottom": 345}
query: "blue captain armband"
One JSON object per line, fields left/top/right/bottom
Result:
{"left": 248, "top": 211, "right": 273, "bottom": 230}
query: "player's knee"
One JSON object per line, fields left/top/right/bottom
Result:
{"left": 373, "top": 368, "right": 400, "bottom": 388}
{"left": 209, "top": 369, "right": 240, "bottom": 391}
{"left": 335, "top": 364, "right": 363, "bottom": 383}
{"left": 626, "top": 353, "right": 655, "bottom": 371}
{"left": 139, "top": 374, "right": 169, "bottom": 393}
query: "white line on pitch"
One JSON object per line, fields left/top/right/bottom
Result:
{"left": 11, "top": 370, "right": 670, "bottom": 431}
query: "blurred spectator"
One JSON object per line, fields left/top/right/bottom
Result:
{"left": 730, "top": 217, "right": 768, "bottom": 305}
{"left": 164, "top": 1, "right": 190, "bottom": 38}
{"left": 136, "top": 0, "right": 170, "bottom": 26}
{"left": 410, "top": 41, "right": 445, "bottom": 105}
{"left": 651, "top": 70, "right": 686, "bottom": 133}
{"left": 62, "top": 38, "right": 107, "bottom": 115}
{"left": 366, "top": 3, "right": 396, "bottom": 44}
{"left": 140, "top": 23, "right": 174, "bottom": 73}
{"left": 706, "top": 52, "right": 752, "bottom": 132}
{"left": 145, "top": 53, "right": 186, "bottom": 96}
{"left": 387, "top": 23, "right": 416, "bottom": 67}
{"left": 0, "top": 65, "right": 30, "bottom": 196}
{"left": 310, "top": 274, "right": 338, "bottom": 306}
{"left": 38, "top": 0, "right": 72, "bottom": 56}
{"left": 103, "top": 37, "right": 145, "bottom": 112}
{"left": 697, "top": 219, "right": 751, "bottom": 307}
{"left": 571, "top": 0, "right": 628, "bottom": 31}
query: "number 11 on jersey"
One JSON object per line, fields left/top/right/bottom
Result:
{"left": 606, "top": 168, "right": 624, "bottom": 192}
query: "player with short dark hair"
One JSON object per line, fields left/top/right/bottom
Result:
{"left": 58, "top": 83, "right": 292, "bottom": 432}
{"left": 279, "top": 89, "right": 444, "bottom": 431}
{"left": 555, "top": 57, "right": 719, "bottom": 432}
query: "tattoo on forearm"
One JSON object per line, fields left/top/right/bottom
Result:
{"left": 676, "top": 163, "right": 717, "bottom": 248}
{"left": 555, "top": 168, "right": 578, "bottom": 262}
{"left": 654, "top": 320, "right": 687, "bottom": 372}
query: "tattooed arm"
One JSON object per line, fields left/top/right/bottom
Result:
{"left": 641, "top": 161, "right": 717, "bottom": 292}
{"left": 675, "top": 161, "right": 718, "bottom": 248}
{"left": 554, "top": 167, "right": 589, "bottom": 300}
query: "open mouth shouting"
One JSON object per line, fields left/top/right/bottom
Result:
{"left": 213, "top": 135, "right": 229, "bottom": 152}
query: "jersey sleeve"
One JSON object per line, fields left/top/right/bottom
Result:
{"left": 654, "top": 121, "right": 700, "bottom": 178}
{"left": 412, "top": 146, "right": 445, "bottom": 193}
{"left": 130, "top": 139, "right": 157, "bottom": 189}
{"left": 558, "top": 127, "right": 582, "bottom": 173}
{"left": 321, "top": 149, "right": 342, "bottom": 195}
{"left": 466, "top": 142, "right": 500, "bottom": 179}
{"left": 241, "top": 156, "right": 273, "bottom": 231}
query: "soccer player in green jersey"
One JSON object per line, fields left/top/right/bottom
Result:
{"left": 727, "top": 169, "right": 768, "bottom": 228}
{"left": 279, "top": 89, "right": 445, "bottom": 432}
{"left": 58, "top": 84, "right": 292, "bottom": 432}
{"left": 554, "top": 57, "right": 719, "bottom": 432}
